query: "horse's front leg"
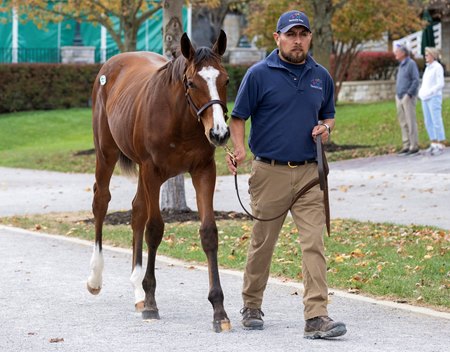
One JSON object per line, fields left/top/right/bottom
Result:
{"left": 140, "top": 166, "right": 164, "bottom": 321}
{"left": 192, "top": 165, "right": 231, "bottom": 332}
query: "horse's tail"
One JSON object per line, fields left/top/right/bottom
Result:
{"left": 118, "top": 152, "right": 137, "bottom": 176}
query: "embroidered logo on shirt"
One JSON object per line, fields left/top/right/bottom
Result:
{"left": 310, "top": 78, "right": 323, "bottom": 90}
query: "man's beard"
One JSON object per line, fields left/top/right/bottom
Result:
{"left": 280, "top": 48, "right": 306, "bottom": 64}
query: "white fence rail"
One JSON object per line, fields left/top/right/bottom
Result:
{"left": 393, "top": 23, "right": 441, "bottom": 58}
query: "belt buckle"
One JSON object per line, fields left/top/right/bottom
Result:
{"left": 288, "top": 161, "right": 298, "bottom": 168}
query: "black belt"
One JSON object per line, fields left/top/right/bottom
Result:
{"left": 255, "top": 156, "right": 317, "bottom": 167}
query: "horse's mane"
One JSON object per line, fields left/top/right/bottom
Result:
{"left": 154, "top": 47, "right": 221, "bottom": 87}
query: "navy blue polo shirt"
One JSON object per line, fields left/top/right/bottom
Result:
{"left": 232, "top": 49, "right": 335, "bottom": 162}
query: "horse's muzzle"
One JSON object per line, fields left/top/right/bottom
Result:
{"left": 209, "top": 127, "right": 230, "bottom": 146}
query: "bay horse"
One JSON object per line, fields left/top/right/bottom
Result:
{"left": 86, "top": 31, "right": 231, "bottom": 332}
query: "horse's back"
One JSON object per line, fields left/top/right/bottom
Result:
{"left": 92, "top": 51, "right": 168, "bottom": 161}
{"left": 94, "top": 51, "right": 167, "bottom": 99}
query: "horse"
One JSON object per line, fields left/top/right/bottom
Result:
{"left": 86, "top": 31, "right": 231, "bottom": 332}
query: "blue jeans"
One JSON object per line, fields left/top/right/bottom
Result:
{"left": 421, "top": 95, "right": 446, "bottom": 141}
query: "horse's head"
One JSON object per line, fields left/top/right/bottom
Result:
{"left": 181, "top": 30, "right": 230, "bottom": 147}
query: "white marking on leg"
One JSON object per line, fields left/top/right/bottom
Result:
{"left": 198, "top": 66, "right": 228, "bottom": 137}
{"left": 87, "top": 244, "right": 104, "bottom": 290}
{"left": 130, "top": 265, "right": 146, "bottom": 304}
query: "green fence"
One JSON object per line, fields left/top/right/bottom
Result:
{"left": 0, "top": 6, "right": 188, "bottom": 63}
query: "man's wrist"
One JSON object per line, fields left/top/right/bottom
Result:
{"left": 323, "top": 123, "right": 331, "bottom": 135}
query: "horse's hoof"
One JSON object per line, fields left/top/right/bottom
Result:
{"left": 213, "top": 319, "right": 232, "bottom": 333}
{"left": 142, "top": 309, "right": 160, "bottom": 321}
{"left": 86, "top": 283, "right": 101, "bottom": 295}
{"left": 135, "top": 301, "right": 145, "bottom": 312}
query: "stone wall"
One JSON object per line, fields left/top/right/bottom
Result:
{"left": 338, "top": 77, "right": 450, "bottom": 103}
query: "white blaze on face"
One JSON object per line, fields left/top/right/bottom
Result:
{"left": 198, "top": 66, "right": 228, "bottom": 137}
{"left": 87, "top": 244, "right": 104, "bottom": 290}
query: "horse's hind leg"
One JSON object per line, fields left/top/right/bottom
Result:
{"left": 191, "top": 166, "right": 231, "bottom": 332}
{"left": 130, "top": 176, "right": 148, "bottom": 313}
{"left": 87, "top": 113, "right": 120, "bottom": 295}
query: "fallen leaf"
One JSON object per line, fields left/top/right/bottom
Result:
{"left": 49, "top": 338, "right": 64, "bottom": 343}
{"left": 348, "top": 288, "right": 360, "bottom": 294}
{"left": 335, "top": 255, "right": 345, "bottom": 263}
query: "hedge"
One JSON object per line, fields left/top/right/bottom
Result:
{"left": 0, "top": 63, "right": 249, "bottom": 113}
{"left": 0, "top": 64, "right": 102, "bottom": 113}
{"left": 331, "top": 51, "right": 399, "bottom": 81}
{"left": 0, "top": 53, "right": 408, "bottom": 113}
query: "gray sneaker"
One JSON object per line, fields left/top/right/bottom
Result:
{"left": 240, "top": 307, "right": 264, "bottom": 330}
{"left": 304, "top": 316, "right": 347, "bottom": 339}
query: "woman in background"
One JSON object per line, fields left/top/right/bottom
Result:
{"left": 418, "top": 47, "right": 446, "bottom": 155}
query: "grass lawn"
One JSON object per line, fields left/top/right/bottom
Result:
{"left": 1, "top": 99, "right": 449, "bottom": 175}
{"left": 1, "top": 213, "right": 448, "bottom": 310}
{"left": 0, "top": 101, "right": 449, "bottom": 310}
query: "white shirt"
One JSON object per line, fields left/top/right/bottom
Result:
{"left": 418, "top": 60, "right": 445, "bottom": 101}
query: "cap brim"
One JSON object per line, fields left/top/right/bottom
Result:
{"left": 279, "top": 23, "right": 310, "bottom": 33}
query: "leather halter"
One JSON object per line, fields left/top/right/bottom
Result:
{"left": 183, "top": 74, "right": 228, "bottom": 121}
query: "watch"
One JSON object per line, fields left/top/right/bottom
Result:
{"left": 323, "top": 123, "right": 331, "bottom": 135}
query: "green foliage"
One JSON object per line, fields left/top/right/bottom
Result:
{"left": 224, "top": 63, "right": 249, "bottom": 101}
{"left": 0, "top": 63, "right": 247, "bottom": 113}
{"left": 0, "top": 64, "right": 101, "bottom": 113}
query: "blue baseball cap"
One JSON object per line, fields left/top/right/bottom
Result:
{"left": 276, "top": 10, "right": 311, "bottom": 33}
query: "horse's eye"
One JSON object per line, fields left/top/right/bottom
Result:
{"left": 187, "top": 80, "right": 195, "bottom": 89}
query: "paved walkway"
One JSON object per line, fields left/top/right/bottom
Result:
{"left": 0, "top": 149, "right": 449, "bottom": 351}
{"left": 1, "top": 147, "right": 449, "bottom": 229}
{"left": 1, "top": 226, "right": 449, "bottom": 352}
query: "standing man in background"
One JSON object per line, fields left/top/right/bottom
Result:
{"left": 394, "top": 44, "right": 420, "bottom": 156}
{"left": 226, "top": 10, "right": 347, "bottom": 339}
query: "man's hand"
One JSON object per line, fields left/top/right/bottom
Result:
{"left": 312, "top": 119, "right": 334, "bottom": 143}
{"left": 226, "top": 147, "right": 246, "bottom": 175}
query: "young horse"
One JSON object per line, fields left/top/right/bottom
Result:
{"left": 86, "top": 31, "right": 231, "bottom": 332}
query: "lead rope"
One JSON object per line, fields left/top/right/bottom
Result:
{"left": 224, "top": 135, "right": 330, "bottom": 235}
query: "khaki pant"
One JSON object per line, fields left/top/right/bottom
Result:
{"left": 396, "top": 95, "right": 419, "bottom": 150}
{"left": 242, "top": 160, "right": 328, "bottom": 320}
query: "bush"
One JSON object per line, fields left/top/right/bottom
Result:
{"left": 224, "top": 63, "right": 249, "bottom": 101}
{"left": 331, "top": 51, "right": 398, "bottom": 81}
{"left": 0, "top": 62, "right": 249, "bottom": 113}
{"left": 0, "top": 64, "right": 102, "bottom": 113}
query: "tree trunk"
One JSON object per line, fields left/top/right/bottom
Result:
{"left": 160, "top": 0, "right": 189, "bottom": 212}
{"left": 310, "top": 0, "right": 335, "bottom": 71}
{"left": 191, "top": 3, "right": 230, "bottom": 47}
{"left": 160, "top": 174, "right": 189, "bottom": 211}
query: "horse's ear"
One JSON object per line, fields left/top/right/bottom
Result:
{"left": 180, "top": 32, "right": 195, "bottom": 61}
{"left": 212, "top": 30, "right": 227, "bottom": 57}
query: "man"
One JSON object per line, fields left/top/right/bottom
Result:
{"left": 394, "top": 44, "right": 420, "bottom": 156}
{"left": 226, "top": 10, "right": 347, "bottom": 339}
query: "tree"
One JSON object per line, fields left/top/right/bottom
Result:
{"left": 191, "top": 0, "right": 238, "bottom": 47}
{"left": 245, "top": 0, "right": 347, "bottom": 71}
{"left": 245, "top": 0, "right": 423, "bottom": 101}
{"left": 308, "top": 0, "right": 347, "bottom": 72}
{"left": 331, "top": 0, "right": 423, "bottom": 99}
{"left": 1, "top": 0, "right": 163, "bottom": 52}
{"left": 159, "top": 0, "right": 190, "bottom": 212}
